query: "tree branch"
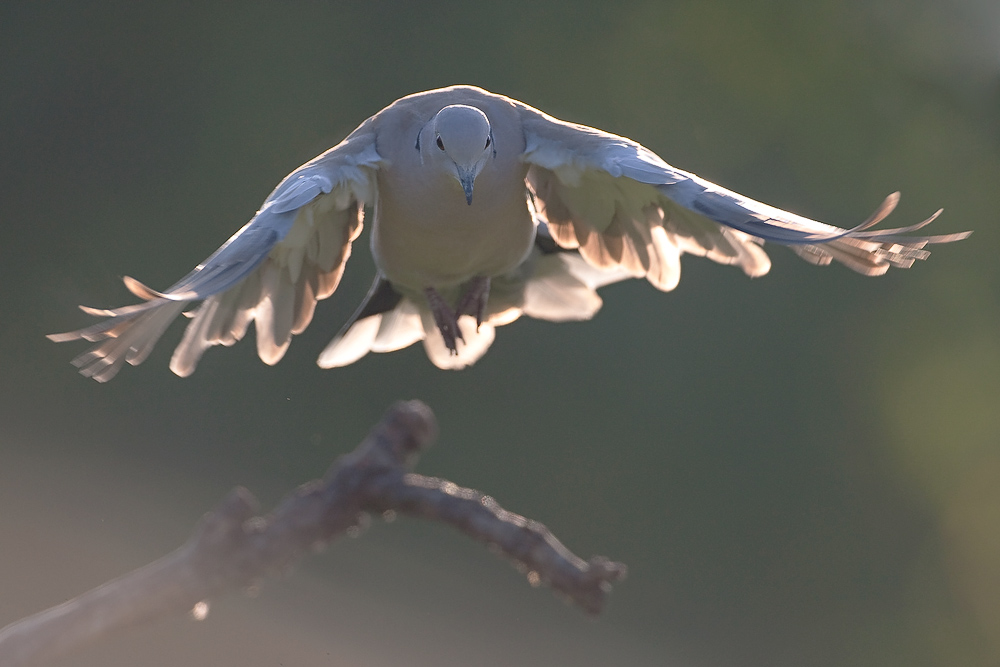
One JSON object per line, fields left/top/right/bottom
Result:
{"left": 0, "top": 400, "right": 627, "bottom": 666}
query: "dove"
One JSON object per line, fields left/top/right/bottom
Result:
{"left": 48, "top": 85, "right": 970, "bottom": 382}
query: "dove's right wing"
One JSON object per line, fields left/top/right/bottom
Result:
{"left": 49, "top": 121, "right": 383, "bottom": 382}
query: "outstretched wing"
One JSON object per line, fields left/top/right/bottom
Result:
{"left": 517, "top": 104, "right": 970, "bottom": 288}
{"left": 49, "top": 122, "right": 383, "bottom": 382}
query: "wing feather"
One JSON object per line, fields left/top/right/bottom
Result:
{"left": 49, "top": 122, "right": 382, "bottom": 381}
{"left": 518, "top": 103, "right": 969, "bottom": 286}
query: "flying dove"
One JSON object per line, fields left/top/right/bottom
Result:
{"left": 48, "top": 85, "right": 970, "bottom": 381}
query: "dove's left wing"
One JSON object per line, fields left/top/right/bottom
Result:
{"left": 49, "top": 122, "right": 383, "bottom": 382}
{"left": 516, "top": 103, "right": 970, "bottom": 289}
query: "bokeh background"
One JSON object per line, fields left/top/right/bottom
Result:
{"left": 2, "top": 2, "right": 999, "bottom": 665}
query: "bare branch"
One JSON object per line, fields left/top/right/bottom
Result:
{"left": 0, "top": 400, "right": 627, "bottom": 666}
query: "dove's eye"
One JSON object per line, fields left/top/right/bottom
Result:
{"left": 436, "top": 136, "right": 445, "bottom": 151}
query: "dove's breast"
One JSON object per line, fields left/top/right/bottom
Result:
{"left": 371, "top": 148, "right": 534, "bottom": 291}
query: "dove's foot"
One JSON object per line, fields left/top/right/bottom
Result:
{"left": 424, "top": 287, "right": 464, "bottom": 354}
{"left": 456, "top": 276, "right": 491, "bottom": 330}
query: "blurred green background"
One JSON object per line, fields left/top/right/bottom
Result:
{"left": 1, "top": 1, "right": 998, "bottom": 665}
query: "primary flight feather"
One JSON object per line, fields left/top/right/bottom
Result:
{"left": 49, "top": 85, "right": 970, "bottom": 381}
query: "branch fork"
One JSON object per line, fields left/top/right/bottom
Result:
{"left": 0, "top": 401, "right": 626, "bottom": 666}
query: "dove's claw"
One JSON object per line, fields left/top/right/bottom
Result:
{"left": 424, "top": 287, "right": 464, "bottom": 354}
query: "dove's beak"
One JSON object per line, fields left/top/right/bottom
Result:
{"left": 457, "top": 167, "right": 476, "bottom": 205}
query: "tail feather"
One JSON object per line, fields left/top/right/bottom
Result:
{"left": 316, "top": 315, "right": 383, "bottom": 368}
{"left": 420, "top": 313, "right": 495, "bottom": 370}
{"left": 317, "top": 240, "right": 634, "bottom": 369}
{"left": 372, "top": 300, "right": 423, "bottom": 353}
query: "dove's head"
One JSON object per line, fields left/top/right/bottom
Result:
{"left": 426, "top": 104, "right": 495, "bottom": 205}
